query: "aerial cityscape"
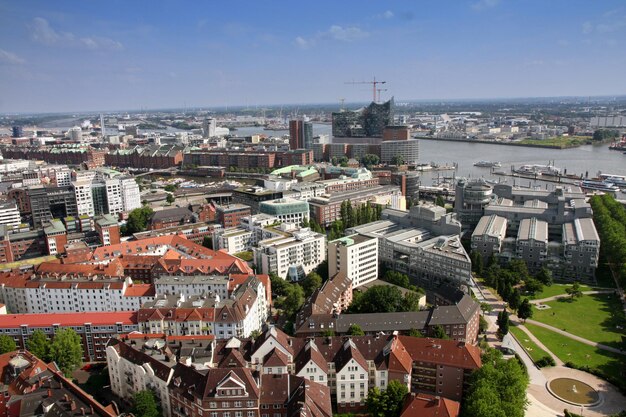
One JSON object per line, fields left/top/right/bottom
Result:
{"left": 0, "top": 1, "right": 625, "bottom": 417}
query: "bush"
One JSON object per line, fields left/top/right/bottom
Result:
{"left": 535, "top": 356, "right": 556, "bottom": 368}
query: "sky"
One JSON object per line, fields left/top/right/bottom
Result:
{"left": 0, "top": 0, "right": 625, "bottom": 113}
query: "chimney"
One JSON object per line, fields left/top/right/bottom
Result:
{"left": 90, "top": 405, "right": 94, "bottom": 414}
{"left": 434, "top": 396, "right": 440, "bottom": 406}
{"left": 47, "top": 389, "right": 52, "bottom": 398}
{"left": 70, "top": 400, "right": 77, "bottom": 411}
{"left": 80, "top": 406, "right": 86, "bottom": 415}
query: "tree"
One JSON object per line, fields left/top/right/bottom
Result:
{"left": 535, "top": 267, "right": 553, "bottom": 286}
{"left": 385, "top": 380, "right": 409, "bottom": 417}
{"left": 362, "top": 154, "right": 380, "bottom": 168}
{"left": 497, "top": 310, "right": 510, "bottom": 337}
{"left": 479, "top": 315, "right": 489, "bottom": 333}
{"left": 0, "top": 335, "right": 16, "bottom": 354}
{"left": 435, "top": 195, "right": 445, "bottom": 208}
{"left": 383, "top": 271, "right": 410, "bottom": 289}
{"left": 400, "top": 291, "right": 424, "bottom": 312}
{"left": 281, "top": 284, "right": 305, "bottom": 317}
{"left": 348, "top": 286, "right": 406, "bottom": 314}
{"left": 408, "top": 328, "right": 424, "bottom": 338}
{"left": 508, "top": 288, "right": 522, "bottom": 311}
{"left": 463, "top": 347, "right": 529, "bottom": 417}
{"left": 164, "top": 184, "right": 176, "bottom": 192}
{"left": 132, "top": 390, "right": 159, "bottom": 417}
{"left": 347, "top": 324, "right": 365, "bottom": 336}
{"left": 471, "top": 251, "right": 484, "bottom": 275}
{"left": 524, "top": 277, "right": 543, "bottom": 295}
{"left": 269, "top": 273, "right": 289, "bottom": 296}
{"left": 517, "top": 299, "right": 533, "bottom": 322}
{"left": 124, "top": 206, "right": 154, "bottom": 235}
{"left": 166, "top": 194, "right": 175, "bottom": 204}
{"left": 366, "top": 387, "right": 387, "bottom": 417}
{"left": 565, "top": 282, "right": 583, "bottom": 300}
{"left": 249, "top": 330, "right": 261, "bottom": 340}
{"left": 26, "top": 330, "right": 51, "bottom": 360}
{"left": 302, "top": 272, "right": 323, "bottom": 297}
{"left": 480, "top": 302, "right": 493, "bottom": 313}
{"left": 430, "top": 325, "right": 449, "bottom": 339}
{"left": 391, "top": 154, "right": 405, "bottom": 166}
{"left": 314, "top": 259, "right": 329, "bottom": 282}
{"left": 48, "top": 328, "right": 83, "bottom": 376}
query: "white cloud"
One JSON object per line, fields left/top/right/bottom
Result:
{"left": 327, "top": 25, "right": 369, "bottom": 42}
{"left": 0, "top": 49, "right": 25, "bottom": 65}
{"left": 596, "top": 16, "right": 626, "bottom": 33}
{"left": 295, "top": 25, "right": 369, "bottom": 49}
{"left": 582, "top": 21, "right": 593, "bottom": 34}
{"left": 294, "top": 36, "right": 312, "bottom": 49}
{"left": 472, "top": 0, "right": 500, "bottom": 11}
{"left": 29, "top": 17, "right": 123, "bottom": 50}
{"left": 375, "top": 10, "right": 394, "bottom": 19}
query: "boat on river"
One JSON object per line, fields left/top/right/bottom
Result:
{"left": 474, "top": 161, "right": 502, "bottom": 168}
{"left": 513, "top": 164, "right": 561, "bottom": 177}
{"left": 579, "top": 180, "right": 620, "bottom": 194}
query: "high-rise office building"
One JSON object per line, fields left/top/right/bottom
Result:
{"left": 202, "top": 118, "right": 217, "bottom": 138}
{"left": 289, "top": 120, "right": 313, "bottom": 149}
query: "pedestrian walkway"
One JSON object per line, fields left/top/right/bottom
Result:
{"left": 530, "top": 290, "right": 614, "bottom": 304}
{"left": 511, "top": 322, "right": 563, "bottom": 366}
{"left": 525, "top": 319, "right": 625, "bottom": 356}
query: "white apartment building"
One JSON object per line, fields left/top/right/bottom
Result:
{"left": 72, "top": 179, "right": 95, "bottom": 217}
{"left": 154, "top": 275, "right": 230, "bottom": 300}
{"left": 0, "top": 202, "right": 21, "bottom": 227}
{"left": 254, "top": 228, "right": 326, "bottom": 281}
{"left": 328, "top": 234, "right": 378, "bottom": 288}
{"left": 106, "top": 341, "right": 175, "bottom": 417}
{"left": 335, "top": 339, "right": 369, "bottom": 407}
{"left": 120, "top": 177, "right": 141, "bottom": 211}
{"left": 0, "top": 276, "right": 154, "bottom": 314}
{"left": 214, "top": 228, "right": 254, "bottom": 254}
{"left": 213, "top": 214, "right": 296, "bottom": 255}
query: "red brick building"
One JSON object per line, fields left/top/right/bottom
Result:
{"left": 183, "top": 151, "right": 277, "bottom": 169}
{"left": 1, "top": 146, "right": 106, "bottom": 168}
{"left": 279, "top": 149, "right": 314, "bottom": 166}
{"left": 215, "top": 204, "right": 251, "bottom": 228}
{"left": 105, "top": 145, "right": 184, "bottom": 169}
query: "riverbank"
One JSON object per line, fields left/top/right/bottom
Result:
{"left": 415, "top": 136, "right": 601, "bottom": 150}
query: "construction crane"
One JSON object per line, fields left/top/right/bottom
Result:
{"left": 339, "top": 98, "right": 345, "bottom": 110}
{"left": 376, "top": 88, "right": 388, "bottom": 103}
{"left": 344, "top": 76, "right": 387, "bottom": 102}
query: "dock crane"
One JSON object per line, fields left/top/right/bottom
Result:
{"left": 344, "top": 76, "right": 387, "bottom": 102}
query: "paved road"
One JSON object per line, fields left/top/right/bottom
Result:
{"left": 530, "top": 290, "right": 614, "bottom": 304}
{"left": 524, "top": 319, "right": 625, "bottom": 356}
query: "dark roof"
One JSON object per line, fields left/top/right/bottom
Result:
{"left": 336, "top": 311, "right": 431, "bottom": 333}
{"left": 150, "top": 207, "right": 194, "bottom": 223}
{"left": 428, "top": 294, "right": 479, "bottom": 326}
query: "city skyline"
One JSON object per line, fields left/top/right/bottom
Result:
{"left": 1, "top": 0, "right": 626, "bottom": 113}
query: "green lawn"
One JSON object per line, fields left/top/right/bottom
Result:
{"left": 234, "top": 251, "right": 254, "bottom": 262}
{"left": 509, "top": 325, "right": 551, "bottom": 363}
{"left": 530, "top": 283, "right": 594, "bottom": 300}
{"left": 524, "top": 323, "right": 625, "bottom": 390}
{"left": 516, "top": 136, "right": 592, "bottom": 148}
{"left": 532, "top": 293, "right": 625, "bottom": 349}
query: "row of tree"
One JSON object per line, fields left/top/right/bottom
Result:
{"left": 480, "top": 258, "right": 551, "bottom": 307}
{"left": 592, "top": 129, "right": 621, "bottom": 142}
{"left": 589, "top": 194, "right": 626, "bottom": 287}
{"left": 0, "top": 329, "right": 84, "bottom": 376}
{"left": 328, "top": 201, "right": 384, "bottom": 240}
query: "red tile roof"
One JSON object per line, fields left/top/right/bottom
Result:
{"left": 0, "top": 312, "right": 137, "bottom": 327}
{"left": 124, "top": 284, "right": 156, "bottom": 297}
{"left": 400, "top": 393, "right": 460, "bottom": 417}
{"left": 397, "top": 336, "right": 481, "bottom": 370}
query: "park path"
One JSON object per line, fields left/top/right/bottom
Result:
{"left": 530, "top": 290, "right": 614, "bottom": 304}
{"left": 524, "top": 319, "right": 625, "bottom": 356}
{"left": 510, "top": 322, "right": 564, "bottom": 366}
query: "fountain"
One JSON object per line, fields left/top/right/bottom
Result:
{"left": 547, "top": 378, "right": 600, "bottom": 406}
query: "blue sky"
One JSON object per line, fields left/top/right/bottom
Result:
{"left": 0, "top": 0, "right": 625, "bottom": 113}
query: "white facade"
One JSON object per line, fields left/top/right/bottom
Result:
{"left": 254, "top": 228, "right": 326, "bottom": 281}
{"left": 0, "top": 277, "right": 154, "bottom": 314}
{"left": 54, "top": 168, "right": 72, "bottom": 186}
{"left": 0, "top": 203, "right": 21, "bottom": 227}
{"left": 214, "top": 228, "right": 254, "bottom": 254}
{"left": 335, "top": 340, "right": 369, "bottom": 407}
{"left": 73, "top": 179, "right": 95, "bottom": 217}
{"left": 120, "top": 177, "right": 141, "bottom": 211}
{"left": 105, "top": 178, "right": 124, "bottom": 215}
{"left": 154, "top": 275, "right": 230, "bottom": 300}
{"left": 106, "top": 345, "right": 174, "bottom": 417}
{"left": 328, "top": 234, "right": 378, "bottom": 288}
